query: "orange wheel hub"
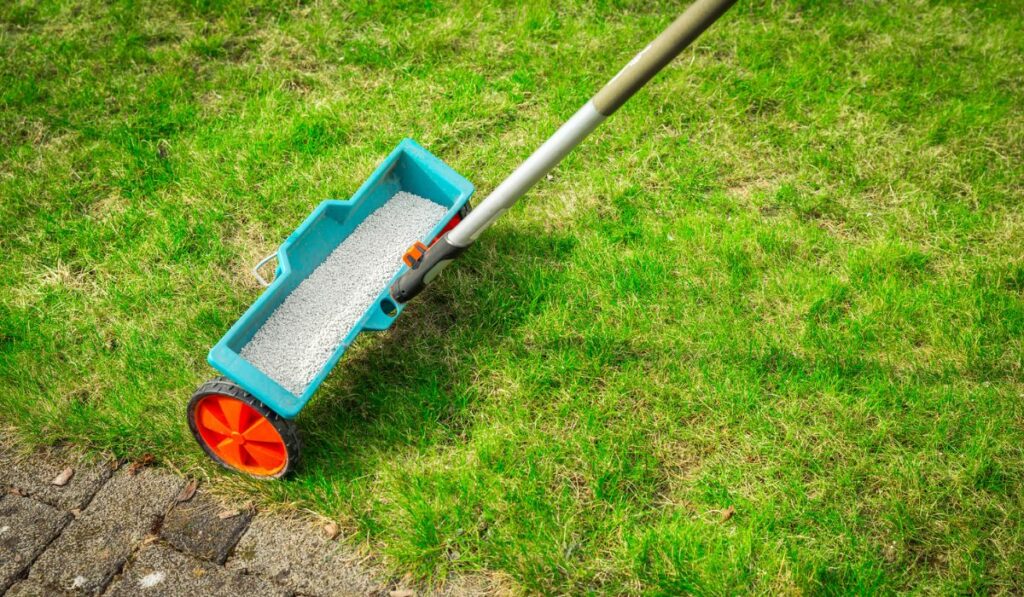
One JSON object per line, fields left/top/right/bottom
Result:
{"left": 193, "top": 394, "right": 288, "bottom": 476}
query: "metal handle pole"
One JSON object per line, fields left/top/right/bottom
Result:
{"left": 391, "top": 0, "right": 737, "bottom": 303}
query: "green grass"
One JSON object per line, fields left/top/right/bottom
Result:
{"left": 2, "top": 0, "right": 1023, "bottom": 593}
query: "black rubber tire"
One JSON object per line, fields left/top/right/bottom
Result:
{"left": 187, "top": 377, "right": 301, "bottom": 479}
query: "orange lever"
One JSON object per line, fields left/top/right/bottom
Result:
{"left": 402, "top": 241, "right": 428, "bottom": 268}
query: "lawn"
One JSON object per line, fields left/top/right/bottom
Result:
{"left": 2, "top": 0, "right": 1022, "bottom": 593}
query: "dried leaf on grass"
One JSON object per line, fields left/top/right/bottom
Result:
{"left": 128, "top": 454, "right": 155, "bottom": 475}
{"left": 175, "top": 479, "right": 199, "bottom": 502}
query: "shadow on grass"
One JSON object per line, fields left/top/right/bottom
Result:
{"left": 292, "top": 225, "right": 577, "bottom": 480}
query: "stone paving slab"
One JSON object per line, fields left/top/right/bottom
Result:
{"left": 0, "top": 440, "right": 116, "bottom": 512}
{"left": 5, "top": 578, "right": 80, "bottom": 596}
{"left": 29, "top": 467, "right": 185, "bottom": 594}
{"left": 0, "top": 431, "right": 512, "bottom": 596}
{"left": 104, "top": 542, "right": 287, "bottom": 597}
{"left": 160, "top": 489, "right": 252, "bottom": 565}
{"left": 0, "top": 494, "right": 71, "bottom": 592}
{"left": 226, "top": 514, "right": 385, "bottom": 596}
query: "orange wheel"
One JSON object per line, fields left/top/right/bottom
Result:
{"left": 187, "top": 378, "right": 300, "bottom": 478}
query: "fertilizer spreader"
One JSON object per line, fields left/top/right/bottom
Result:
{"left": 188, "top": 0, "right": 736, "bottom": 477}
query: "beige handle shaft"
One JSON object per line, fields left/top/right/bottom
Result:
{"left": 592, "top": 0, "right": 737, "bottom": 116}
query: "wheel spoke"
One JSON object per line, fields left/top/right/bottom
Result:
{"left": 243, "top": 442, "right": 284, "bottom": 470}
{"left": 242, "top": 417, "right": 281, "bottom": 443}
{"left": 198, "top": 405, "right": 231, "bottom": 436}
{"left": 217, "top": 396, "right": 245, "bottom": 431}
{"left": 215, "top": 437, "right": 243, "bottom": 466}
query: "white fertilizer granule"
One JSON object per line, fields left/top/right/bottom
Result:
{"left": 241, "top": 191, "right": 447, "bottom": 395}
{"left": 139, "top": 571, "right": 166, "bottom": 589}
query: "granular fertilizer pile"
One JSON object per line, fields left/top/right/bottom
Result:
{"left": 241, "top": 191, "right": 447, "bottom": 395}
